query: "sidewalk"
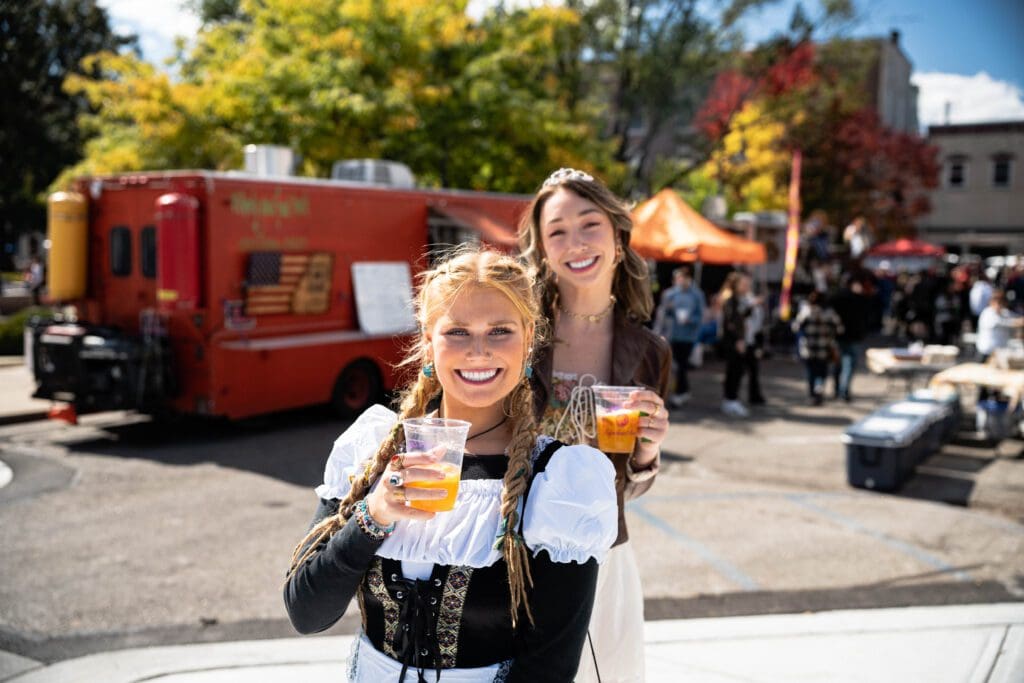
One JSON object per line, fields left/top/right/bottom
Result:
{"left": 1, "top": 603, "right": 1021, "bottom": 682}
{"left": 0, "top": 363, "right": 49, "bottom": 425}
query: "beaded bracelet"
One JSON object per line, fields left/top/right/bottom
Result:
{"left": 353, "top": 499, "right": 396, "bottom": 540}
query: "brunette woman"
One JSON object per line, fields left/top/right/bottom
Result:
{"left": 719, "top": 272, "right": 754, "bottom": 417}
{"left": 519, "top": 168, "right": 671, "bottom": 683}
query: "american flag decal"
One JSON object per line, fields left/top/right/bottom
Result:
{"left": 244, "top": 252, "right": 333, "bottom": 316}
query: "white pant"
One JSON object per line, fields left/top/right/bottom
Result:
{"left": 575, "top": 541, "right": 646, "bottom": 683}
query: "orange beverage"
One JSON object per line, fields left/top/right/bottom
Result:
{"left": 407, "top": 462, "right": 462, "bottom": 512}
{"left": 596, "top": 408, "right": 640, "bottom": 453}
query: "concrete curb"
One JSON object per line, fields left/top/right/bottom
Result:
{"left": 0, "top": 650, "right": 40, "bottom": 682}
{"left": 3, "top": 604, "right": 1022, "bottom": 683}
{"left": 1, "top": 636, "right": 350, "bottom": 683}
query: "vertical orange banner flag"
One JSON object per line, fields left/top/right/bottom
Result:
{"left": 779, "top": 149, "right": 802, "bottom": 321}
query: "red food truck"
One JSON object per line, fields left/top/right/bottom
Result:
{"left": 31, "top": 168, "right": 527, "bottom": 422}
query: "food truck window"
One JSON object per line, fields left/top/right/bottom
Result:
{"left": 110, "top": 226, "right": 132, "bottom": 277}
{"left": 140, "top": 225, "right": 157, "bottom": 278}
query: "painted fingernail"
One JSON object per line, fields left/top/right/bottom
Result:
{"left": 640, "top": 437, "right": 653, "bottom": 443}
{"left": 639, "top": 411, "right": 650, "bottom": 417}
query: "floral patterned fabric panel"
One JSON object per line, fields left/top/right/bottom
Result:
{"left": 538, "top": 371, "right": 582, "bottom": 444}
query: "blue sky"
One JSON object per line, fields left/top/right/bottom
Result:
{"left": 739, "top": 0, "right": 1024, "bottom": 127}
{"left": 742, "top": 0, "right": 1024, "bottom": 88}
{"left": 98, "top": 0, "right": 1024, "bottom": 128}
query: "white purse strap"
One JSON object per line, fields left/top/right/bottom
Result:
{"left": 553, "top": 373, "right": 598, "bottom": 445}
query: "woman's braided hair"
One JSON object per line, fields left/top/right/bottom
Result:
{"left": 287, "top": 246, "right": 545, "bottom": 627}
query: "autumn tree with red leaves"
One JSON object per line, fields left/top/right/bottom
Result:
{"left": 693, "top": 37, "right": 939, "bottom": 239}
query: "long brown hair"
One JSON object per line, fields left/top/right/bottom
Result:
{"left": 518, "top": 172, "right": 653, "bottom": 325}
{"left": 719, "top": 271, "right": 750, "bottom": 302}
{"left": 287, "top": 247, "right": 545, "bottom": 627}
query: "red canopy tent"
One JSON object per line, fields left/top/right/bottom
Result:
{"left": 867, "top": 238, "right": 946, "bottom": 257}
{"left": 630, "top": 189, "right": 766, "bottom": 264}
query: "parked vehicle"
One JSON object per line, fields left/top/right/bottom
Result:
{"left": 31, "top": 168, "right": 524, "bottom": 422}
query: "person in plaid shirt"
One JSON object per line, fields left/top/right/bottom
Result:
{"left": 792, "top": 290, "right": 843, "bottom": 405}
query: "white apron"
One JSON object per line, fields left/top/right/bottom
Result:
{"left": 575, "top": 541, "right": 646, "bottom": 683}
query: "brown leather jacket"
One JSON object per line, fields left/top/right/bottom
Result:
{"left": 532, "top": 313, "right": 672, "bottom": 546}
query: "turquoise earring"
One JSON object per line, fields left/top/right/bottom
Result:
{"left": 423, "top": 362, "right": 434, "bottom": 378}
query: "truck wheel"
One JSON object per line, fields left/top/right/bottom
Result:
{"left": 331, "top": 360, "right": 382, "bottom": 418}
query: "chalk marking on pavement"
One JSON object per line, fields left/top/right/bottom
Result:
{"left": 784, "top": 495, "right": 973, "bottom": 583}
{"left": 0, "top": 458, "right": 11, "bottom": 489}
{"left": 626, "top": 501, "right": 761, "bottom": 591}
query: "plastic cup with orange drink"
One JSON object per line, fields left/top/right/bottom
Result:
{"left": 402, "top": 417, "right": 471, "bottom": 512}
{"left": 591, "top": 385, "right": 641, "bottom": 453}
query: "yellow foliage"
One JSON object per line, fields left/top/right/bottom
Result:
{"left": 703, "top": 100, "right": 789, "bottom": 212}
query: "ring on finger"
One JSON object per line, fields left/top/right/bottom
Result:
{"left": 390, "top": 454, "right": 405, "bottom": 470}
{"left": 388, "top": 472, "right": 404, "bottom": 488}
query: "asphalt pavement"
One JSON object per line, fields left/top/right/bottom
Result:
{"left": 2, "top": 353, "right": 1024, "bottom": 682}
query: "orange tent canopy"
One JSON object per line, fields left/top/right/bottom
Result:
{"left": 630, "top": 189, "right": 767, "bottom": 264}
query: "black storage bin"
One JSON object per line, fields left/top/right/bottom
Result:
{"left": 842, "top": 414, "right": 926, "bottom": 491}
{"left": 880, "top": 401, "right": 946, "bottom": 461}
{"left": 908, "top": 389, "right": 961, "bottom": 442}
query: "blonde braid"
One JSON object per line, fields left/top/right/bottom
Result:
{"left": 496, "top": 376, "right": 539, "bottom": 627}
{"left": 285, "top": 372, "right": 440, "bottom": 579}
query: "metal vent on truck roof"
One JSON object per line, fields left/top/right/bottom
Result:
{"left": 331, "top": 159, "right": 415, "bottom": 188}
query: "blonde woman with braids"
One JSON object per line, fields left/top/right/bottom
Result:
{"left": 520, "top": 169, "right": 671, "bottom": 683}
{"left": 284, "top": 248, "right": 617, "bottom": 683}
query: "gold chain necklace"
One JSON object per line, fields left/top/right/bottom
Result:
{"left": 560, "top": 294, "right": 616, "bottom": 323}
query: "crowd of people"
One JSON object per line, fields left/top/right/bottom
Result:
{"left": 653, "top": 217, "right": 1024, "bottom": 414}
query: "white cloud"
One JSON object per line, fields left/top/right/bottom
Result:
{"left": 98, "top": 0, "right": 200, "bottom": 65}
{"left": 912, "top": 71, "right": 1024, "bottom": 128}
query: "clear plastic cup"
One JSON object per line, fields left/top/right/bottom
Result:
{"left": 402, "top": 417, "right": 471, "bottom": 512}
{"left": 591, "top": 385, "right": 641, "bottom": 453}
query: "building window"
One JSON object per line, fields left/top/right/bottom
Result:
{"left": 992, "top": 155, "right": 1012, "bottom": 188}
{"left": 946, "top": 156, "right": 967, "bottom": 188}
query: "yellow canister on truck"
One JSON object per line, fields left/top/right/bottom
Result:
{"left": 47, "top": 191, "right": 88, "bottom": 301}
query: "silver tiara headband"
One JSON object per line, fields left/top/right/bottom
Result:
{"left": 542, "top": 167, "right": 594, "bottom": 187}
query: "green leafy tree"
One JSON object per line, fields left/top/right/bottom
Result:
{"left": 59, "top": 0, "right": 621, "bottom": 193}
{"left": 565, "top": 0, "right": 771, "bottom": 196}
{"left": 0, "top": 0, "right": 135, "bottom": 264}
{"left": 183, "top": 0, "right": 246, "bottom": 25}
